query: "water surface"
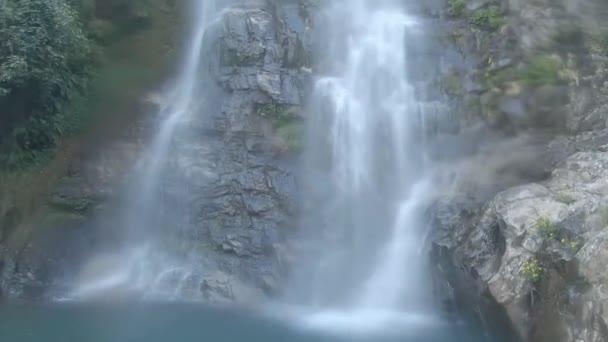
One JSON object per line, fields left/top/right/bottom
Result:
{"left": 0, "top": 303, "right": 495, "bottom": 342}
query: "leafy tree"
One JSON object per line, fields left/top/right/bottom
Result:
{"left": 0, "top": 0, "right": 92, "bottom": 168}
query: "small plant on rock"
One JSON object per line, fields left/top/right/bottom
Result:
{"left": 521, "top": 258, "right": 543, "bottom": 284}
{"left": 560, "top": 237, "right": 580, "bottom": 252}
{"left": 535, "top": 215, "right": 557, "bottom": 238}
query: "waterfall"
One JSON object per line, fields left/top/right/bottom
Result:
{"left": 69, "top": 0, "right": 441, "bottom": 323}
{"left": 289, "top": 0, "right": 440, "bottom": 331}
{"left": 68, "top": 0, "right": 226, "bottom": 301}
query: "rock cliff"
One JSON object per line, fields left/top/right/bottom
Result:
{"left": 433, "top": 0, "right": 608, "bottom": 341}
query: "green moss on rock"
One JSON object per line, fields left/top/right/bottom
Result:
{"left": 447, "top": 0, "right": 466, "bottom": 17}
{"left": 256, "top": 103, "right": 304, "bottom": 152}
{"left": 589, "top": 31, "right": 608, "bottom": 56}
{"left": 441, "top": 70, "right": 465, "bottom": 96}
{"left": 491, "top": 55, "right": 564, "bottom": 87}
{"left": 275, "top": 120, "right": 304, "bottom": 151}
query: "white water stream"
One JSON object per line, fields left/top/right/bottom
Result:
{"left": 69, "top": 0, "right": 227, "bottom": 301}
{"left": 291, "top": 0, "right": 440, "bottom": 332}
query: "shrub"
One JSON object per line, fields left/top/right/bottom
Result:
{"left": 521, "top": 258, "right": 543, "bottom": 284}
{"left": 0, "top": 0, "right": 92, "bottom": 169}
{"left": 491, "top": 54, "right": 563, "bottom": 88}
{"left": 470, "top": 5, "right": 504, "bottom": 31}
{"left": 519, "top": 55, "right": 563, "bottom": 86}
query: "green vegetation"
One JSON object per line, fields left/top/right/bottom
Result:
{"left": 0, "top": 0, "right": 178, "bottom": 251}
{"left": 535, "top": 215, "right": 557, "bottom": 238}
{"left": 560, "top": 237, "right": 580, "bottom": 251}
{"left": 491, "top": 54, "right": 563, "bottom": 88}
{"left": 256, "top": 103, "right": 304, "bottom": 152}
{"left": 275, "top": 121, "right": 303, "bottom": 151}
{"left": 470, "top": 5, "right": 505, "bottom": 31}
{"left": 589, "top": 31, "right": 608, "bottom": 56}
{"left": 0, "top": 0, "right": 178, "bottom": 171}
{"left": 521, "top": 257, "right": 543, "bottom": 284}
{"left": 555, "top": 192, "right": 576, "bottom": 204}
{"left": 0, "top": 0, "right": 93, "bottom": 169}
{"left": 519, "top": 55, "right": 564, "bottom": 86}
{"left": 447, "top": 0, "right": 466, "bottom": 17}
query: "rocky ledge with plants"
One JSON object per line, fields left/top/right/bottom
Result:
{"left": 432, "top": 0, "right": 608, "bottom": 341}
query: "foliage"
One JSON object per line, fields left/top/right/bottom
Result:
{"left": 521, "top": 258, "right": 543, "bottom": 284}
{"left": 0, "top": 0, "right": 92, "bottom": 170}
{"left": 469, "top": 5, "right": 504, "bottom": 31}
{"left": 535, "top": 215, "right": 557, "bottom": 238}
{"left": 275, "top": 121, "right": 304, "bottom": 151}
{"left": 520, "top": 55, "right": 564, "bottom": 86}
{"left": 448, "top": 0, "right": 466, "bottom": 17}
{"left": 491, "top": 55, "right": 563, "bottom": 88}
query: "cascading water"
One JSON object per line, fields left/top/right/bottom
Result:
{"left": 69, "top": 0, "right": 226, "bottom": 300}
{"left": 289, "top": 0, "right": 440, "bottom": 331}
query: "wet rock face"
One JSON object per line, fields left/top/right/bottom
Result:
{"left": 156, "top": 0, "right": 312, "bottom": 300}
{"left": 435, "top": 133, "right": 608, "bottom": 341}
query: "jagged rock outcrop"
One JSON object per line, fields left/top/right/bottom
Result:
{"left": 435, "top": 131, "right": 608, "bottom": 341}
